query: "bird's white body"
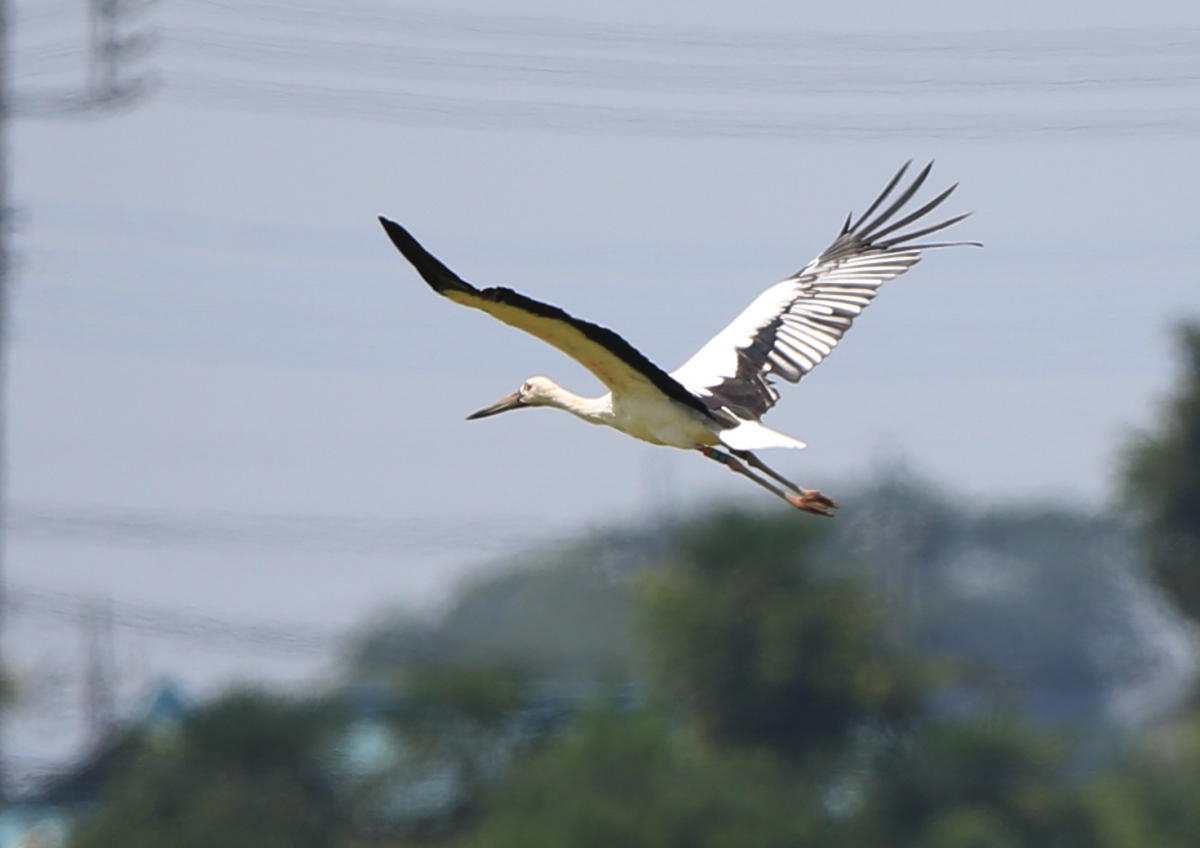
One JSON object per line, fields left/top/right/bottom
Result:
{"left": 564, "top": 385, "right": 719, "bottom": 448}
{"left": 503, "top": 377, "right": 713, "bottom": 447}
{"left": 380, "top": 162, "right": 973, "bottom": 515}
{"left": 516, "top": 376, "right": 805, "bottom": 452}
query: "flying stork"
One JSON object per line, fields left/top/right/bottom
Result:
{"left": 379, "top": 162, "right": 973, "bottom": 516}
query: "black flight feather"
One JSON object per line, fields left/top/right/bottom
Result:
{"left": 377, "top": 217, "right": 716, "bottom": 420}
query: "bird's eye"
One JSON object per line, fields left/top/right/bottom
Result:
{"left": 522, "top": 382, "right": 532, "bottom": 393}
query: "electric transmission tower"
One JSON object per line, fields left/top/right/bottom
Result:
{"left": 0, "top": 0, "right": 156, "bottom": 800}
{"left": 81, "top": 598, "right": 117, "bottom": 739}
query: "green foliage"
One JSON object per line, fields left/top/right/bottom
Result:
{"left": 69, "top": 690, "right": 343, "bottom": 848}
{"left": 388, "top": 660, "right": 533, "bottom": 825}
{"left": 1081, "top": 732, "right": 1200, "bottom": 848}
{"left": 404, "top": 662, "right": 528, "bottom": 730}
{"left": 851, "top": 719, "right": 1095, "bottom": 848}
{"left": 69, "top": 474, "right": 1197, "bottom": 847}
{"left": 178, "top": 690, "right": 339, "bottom": 773}
{"left": 70, "top": 762, "right": 329, "bottom": 848}
{"left": 639, "top": 508, "right": 930, "bottom": 760}
{"left": 459, "top": 710, "right": 818, "bottom": 848}
{"left": 918, "top": 809, "right": 1021, "bottom": 848}
{"left": 1123, "top": 320, "right": 1200, "bottom": 622}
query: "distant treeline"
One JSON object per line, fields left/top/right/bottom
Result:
{"left": 55, "top": 322, "right": 1200, "bottom": 848}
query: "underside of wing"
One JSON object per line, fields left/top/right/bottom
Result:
{"left": 379, "top": 217, "right": 713, "bottom": 419}
{"left": 671, "top": 162, "right": 975, "bottom": 421}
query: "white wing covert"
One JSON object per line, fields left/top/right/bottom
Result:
{"left": 671, "top": 162, "right": 974, "bottom": 422}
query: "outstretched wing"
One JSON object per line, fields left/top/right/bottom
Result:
{"left": 378, "top": 217, "right": 714, "bottom": 419}
{"left": 671, "top": 162, "right": 975, "bottom": 421}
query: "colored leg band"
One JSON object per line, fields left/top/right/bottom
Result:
{"left": 702, "top": 446, "right": 732, "bottom": 465}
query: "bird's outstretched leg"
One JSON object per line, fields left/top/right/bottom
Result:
{"left": 699, "top": 447, "right": 838, "bottom": 517}
{"left": 730, "top": 448, "right": 839, "bottom": 517}
{"left": 730, "top": 449, "right": 801, "bottom": 490}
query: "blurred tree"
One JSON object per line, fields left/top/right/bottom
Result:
{"left": 850, "top": 719, "right": 1096, "bottom": 848}
{"left": 639, "top": 508, "right": 932, "bottom": 762}
{"left": 69, "top": 690, "right": 343, "bottom": 848}
{"left": 347, "top": 536, "right": 641, "bottom": 686}
{"left": 928, "top": 507, "right": 1147, "bottom": 725}
{"left": 1083, "top": 748, "right": 1200, "bottom": 848}
{"left": 395, "top": 661, "right": 531, "bottom": 824}
{"left": 404, "top": 662, "right": 527, "bottom": 732}
{"left": 460, "top": 709, "right": 818, "bottom": 848}
{"left": 1123, "top": 320, "right": 1200, "bottom": 622}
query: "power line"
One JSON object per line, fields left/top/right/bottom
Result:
{"left": 15, "top": 3, "right": 1200, "bottom": 135}
{"left": 163, "top": 77, "right": 1200, "bottom": 139}
{"left": 8, "top": 583, "right": 340, "bottom": 653}
{"left": 162, "top": 28, "right": 1200, "bottom": 95}
{"left": 144, "top": 2, "right": 1199, "bottom": 139}
{"left": 7, "top": 503, "right": 558, "bottom": 554}
{"left": 3, "top": 580, "right": 343, "bottom": 788}
{"left": 11, "top": 1, "right": 80, "bottom": 32}
{"left": 173, "top": 0, "right": 1200, "bottom": 59}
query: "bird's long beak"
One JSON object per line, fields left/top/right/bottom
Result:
{"left": 466, "top": 391, "right": 526, "bottom": 420}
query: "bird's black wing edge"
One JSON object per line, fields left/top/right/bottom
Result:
{"left": 378, "top": 217, "right": 715, "bottom": 420}
{"left": 379, "top": 216, "right": 476, "bottom": 296}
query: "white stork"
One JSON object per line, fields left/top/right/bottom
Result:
{"left": 379, "top": 162, "right": 974, "bottom": 516}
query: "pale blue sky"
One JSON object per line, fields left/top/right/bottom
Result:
{"left": 4, "top": 0, "right": 1200, "bottom": 782}
{"left": 5, "top": 0, "right": 1200, "bottom": 682}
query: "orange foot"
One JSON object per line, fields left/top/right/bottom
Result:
{"left": 786, "top": 489, "right": 839, "bottom": 517}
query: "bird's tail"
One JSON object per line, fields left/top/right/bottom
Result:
{"left": 718, "top": 420, "right": 807, "bottom": 451}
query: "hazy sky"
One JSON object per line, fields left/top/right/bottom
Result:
{"left": 4, "top": 0, "right": 1200, "bottom": 749}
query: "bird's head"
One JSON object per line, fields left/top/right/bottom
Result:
{"left": 466, "top": 376, "right": 558, "bottom": 420}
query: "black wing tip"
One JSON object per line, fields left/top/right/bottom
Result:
{"left": 377, "top": 215, "right": 475, "bottom": 296}
{"left": 846, "top": 160, "right": 912, "bottom": 232}
{"left": 855, "top": 163, "right": 934, "bottom": 240}
{"left": 377, "top": 215, "right": 406, "bottom": 239}
{"left": 377, "top": 215, "right": 415, "bottom": 252}
{"left": 846, "top": 162, "right": 975, "bottom": 251}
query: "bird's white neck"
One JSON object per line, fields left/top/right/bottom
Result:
{"left": 536, "top": 382, "right": 614, "bottom": 426}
